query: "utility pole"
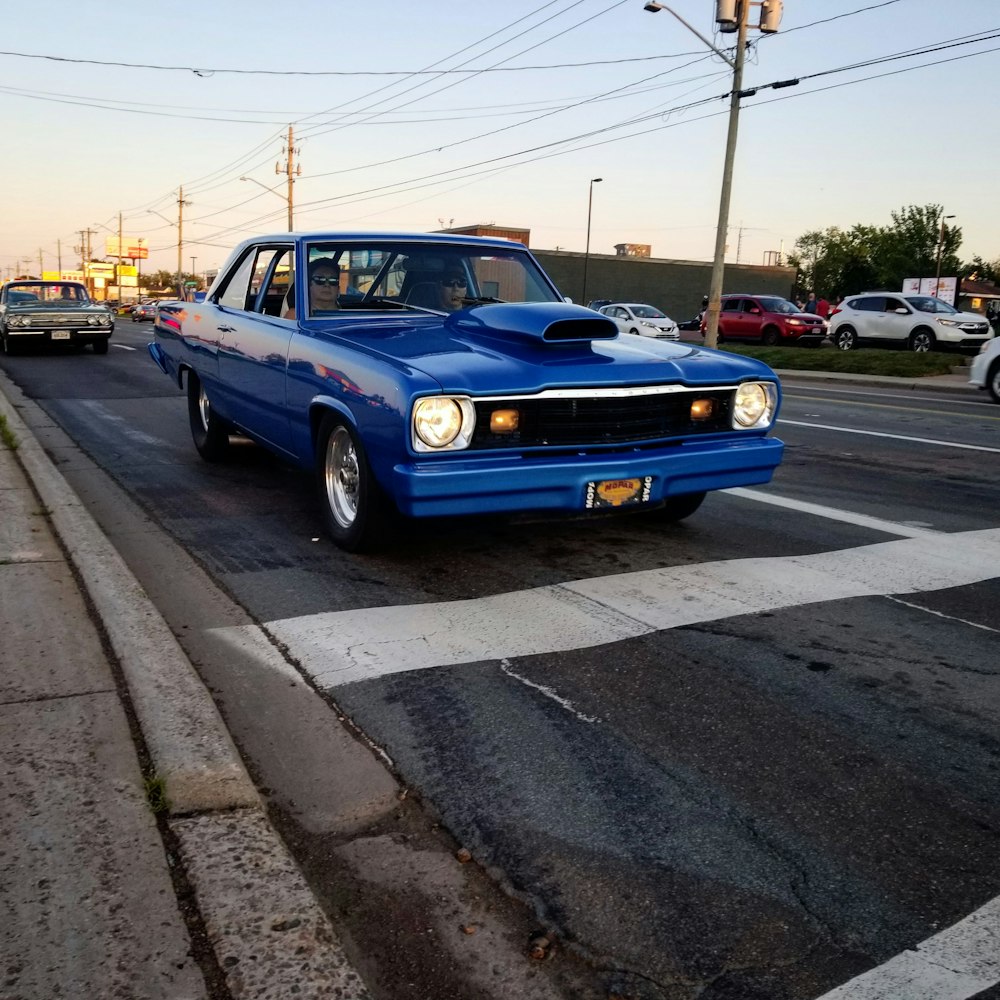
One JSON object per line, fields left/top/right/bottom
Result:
{"left": 78, "top": 228, "right": 97, "bottom": 295}
{"left": 57, "top": 239, "right": 63, "bottom": 280}
{"left": 276, "top": 125, "right": 300, "bottom": 231}
{"left": 118, "top": 211, "right": 124, "bottom": 301}
{"left": 176, "top": 187, "right": 190, "bottom": 297}
{"left": 38, "top": 248, "right": 44, "bottom": 279}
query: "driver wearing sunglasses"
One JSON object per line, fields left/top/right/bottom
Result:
{"left": 285, "top": 257, "right": 341, "bottom": 319}
{"left": 437, "top": 271, "right": 469, "bottom": 312}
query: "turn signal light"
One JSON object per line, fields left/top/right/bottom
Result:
{"left": 490, "top": 409, "right": 519, "bottom": 433}
{"left": 690, "top": 399, "right": 714, "bottom": 421}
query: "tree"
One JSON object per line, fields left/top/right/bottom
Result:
{"left": 962, "top": 255, "right": 1000, "bottom": 284}
{"left": 788, "top": 204, "right": 964, "bottom": 298}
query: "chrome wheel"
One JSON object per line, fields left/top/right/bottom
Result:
{"left": 910, "top": 329, "right": 934, "bottom": 352}
{"left": 323, "top": 424, "right": 360, "bottom": 529}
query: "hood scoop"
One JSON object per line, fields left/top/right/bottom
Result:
{"left": 448, "top": 302, "right": 618, "bottom": 344}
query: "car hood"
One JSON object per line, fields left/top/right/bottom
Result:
{"left": 322, "top": 302, "right": 777, "bottom": 393}
{"left": 942, "top": 311, "right": 990, "bottom": 325}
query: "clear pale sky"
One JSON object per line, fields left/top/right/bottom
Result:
{"left": 1, "top": 0, "right": 995, "bottom": 281}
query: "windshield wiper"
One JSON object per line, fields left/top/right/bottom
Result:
{"left": 461, "top": 295, "right": 506, "bottom": 305}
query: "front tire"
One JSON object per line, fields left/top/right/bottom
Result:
{"left": 187, "top": 371, "right": 231, "bottom": 461}
{"left": 833, "top": 326, "right": 857, "bottom": 351}
{"left": 655, "top": 491, "right": 706, "bottom": 523}
{"left": 761, "top": 326, "right": 780, "bottom": 346}
{"left": 316, "top": 415, "right": 395, "bottom": 552}
{"left": 92, "top": 339, "right": 109, "bottom": 355}
{"left": 909, "top": 328, "right": 935, "bottom": 352}
{"left": 987, "top": 361, "right": 1000, "bottom": 404}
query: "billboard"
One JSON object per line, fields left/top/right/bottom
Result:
{"left": 105, "top": 236, "right": 149, "bottom": 260}
{"left": 902, "top": 276, "right": 957, "bottom": 305}
{"left": 42, "top": 270, "right": 85, "bottom": 281}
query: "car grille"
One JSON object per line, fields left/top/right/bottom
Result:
{"left": 470, "top": 387, "right": 735, "bottom": 450}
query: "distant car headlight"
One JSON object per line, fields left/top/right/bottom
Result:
{"left": 733, "top": 381, "right": 777, "bottom": 428}
{"left": 936, "top": 318, "right": 959, "bottom": 327}
{"left": 412, "top": 396, "right": 476, "bottom": 451}
{"left": 786, "top": 318, "right": 802, "bottom": 326}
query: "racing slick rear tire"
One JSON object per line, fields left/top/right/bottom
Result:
{"left": 655, "top": 491, "right": 707, "bottom": 523}
{"left": 187, "top": 371, "right": 231, "bottom": 462}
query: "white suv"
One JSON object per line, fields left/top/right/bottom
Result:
{"left": 598, "top": 302, "right": 678, "bottom": 339}
{"left": 828, "top": 293, "right": 992, "bottom": 352}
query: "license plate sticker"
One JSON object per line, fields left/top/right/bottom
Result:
{"left": 51, "top": 331, "right": 71, "bottom": 340}
{"left": 585, "top": 476, "right": 653, "bottom": 509}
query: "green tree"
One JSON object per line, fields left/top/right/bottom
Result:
{"left": 788, "top": 204, "right": 964, "bottom": 298}
{"left": 962, "top": 255, "right": 1000, "bottom": 284}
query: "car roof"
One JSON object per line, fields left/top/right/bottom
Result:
{"left": 603, "top": 302, "right": 658, "bottom": 309}
{"left": 234, "top": 231, "right": 529, "bottom": 251}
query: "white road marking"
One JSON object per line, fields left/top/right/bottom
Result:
{"left": 723, "top": 488, "right": 943, "bottom": 538}
{"left": 111, "top": 343, "right": 137, "bottom": 351}
{"left": 499, "top": 659, "right": 600, "bottom": 723}
{"left": 813, "top": 895, "right": 1000, "bottom": 999}
{"left": 209, "top": 526, "right": 1000, "bottom": 690}
{"left": 885, "top": 596, "right": 999, "bottom": 634}
{"left": 780, "top": 419, "right": 1000, "bottom": 453}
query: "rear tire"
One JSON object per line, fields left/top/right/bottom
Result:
{"left": 909, "top": 328, "right": 935, "bottom": 352}
{"left": 833, "top": 326, "right": 857, "bottom": 351}
{"left": 187, "top": 371, "right": 231, "bottom": 461}
{"left": 316, "top": 414, "right": 396, "bottom": 552}
{"left": 655, "top": 491, "right": 707, "bottom": 523}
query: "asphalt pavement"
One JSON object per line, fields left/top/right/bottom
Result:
{"left": 0, "top": 363, "right": 984, "bottom": 1000}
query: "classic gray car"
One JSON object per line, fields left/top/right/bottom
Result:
{"left": 0, "top": 281, "right": 114, "bottom": 354}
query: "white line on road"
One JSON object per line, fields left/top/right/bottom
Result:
{"left": 780, "top": 419, "right": 1000, "bottom": 453}
{"left": 111, "top": 343, "right": 137, "bottom": 351}
{"left": 813, "top": 895, "right": 1000, "bottom": 1000}
{"left": 209, "top": 525, "right": 1000, "bottom": 690}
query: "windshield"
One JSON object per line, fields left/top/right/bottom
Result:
{"left": 756, "top": 297, "right": 799, "bottom": 315}
{"left": 302, "top": 240, "right": 561, "bottom": 316}
{"left": 905, "top": 295, "right": 958, "bottom": 315}
{"left": 6, "top": 282, "right": 90, "bottom": 305}
{"left": 630, "top": 305, "right": 666, "bottom": 319}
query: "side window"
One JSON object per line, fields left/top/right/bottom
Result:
{"left": 742, "top": 299, "right": 760, "bottom": 313}
{"left": 256, "top": 248, "right": 294, "bottom": 316}
{"left": 615, "top": 307, "right": 628, "bottom": 319}
{"left": 722, "top": 298, "right": 742, "bottom": 312}
{"left": 857, "top": 297, "right": 885, "bottom": 312}
{"left": 215, "top": 252, "right": 257, "bottom": 310}
{"left": 883, "top": 297, "right": 907, "bottom": 312}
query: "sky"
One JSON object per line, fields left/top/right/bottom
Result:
{"left": 0, "top": 0, "right": 996, "bottom": 283}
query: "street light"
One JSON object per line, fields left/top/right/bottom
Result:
{"left": 646, "top": 1, "right": 782, "bottom": 348}
{"left": 240, "top": 176, "right": 292, "bottom": 230}
{"left": 934, "top": 212, "right": 956, "bottom": 298}
{"left": 581, "top": 177, "right": 603, "bottom": 305}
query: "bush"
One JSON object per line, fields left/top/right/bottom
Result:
{"left": 719, "top": 344, "right": 958, "bottom": 377}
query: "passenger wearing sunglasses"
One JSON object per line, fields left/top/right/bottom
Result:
{"left": 284, "top": 257, "right": 341, "bottom": 319}
{"left": 437, "top": 271, "right": 468, "bottom": 312}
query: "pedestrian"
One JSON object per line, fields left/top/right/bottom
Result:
{"left": 816, "top": 295, "right": 830, "bottom": 319}
{"left": 802, "top": 291, "right": 818, "bottom": 313}
{"left": 986, "top": 300, "right": 999, "bottom": 332}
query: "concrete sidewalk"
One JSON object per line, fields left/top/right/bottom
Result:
{"left": 0, "top": 391, "right": 370, "bottom": 999}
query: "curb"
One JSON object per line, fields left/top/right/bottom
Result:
{"left": 0, "top": 379, "right": 371, "bottom": 1000}
{"left": 773, "top": 368, "right": 981, "bottom": 394}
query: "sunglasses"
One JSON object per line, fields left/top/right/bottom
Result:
{"left": 441, "top": 277, "right": 467, "bottom": 288}
{"left": 310, "top": 275, "right": 339, "bottom": 286}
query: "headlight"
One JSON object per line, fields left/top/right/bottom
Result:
{"left": 412, "top": 396, "right": 475, "bottom": 451}
{"left": 88, "top": 315, "right": 99, "bottom": 326}
{"left": 786, "top": 318, "right": 802, "bottom": 326}
{"left": 937, "top": 318, "right": 959, "bottom": 327}
{"left": 732, "top": 381, "right": 777, "bottom": 428}
{"left": 641, "top": 321, "right": 658, "bottom": 328}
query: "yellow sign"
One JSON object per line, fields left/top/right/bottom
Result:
{"left": 42, "top": 270, "right": 85, "bottom": 281}
{"left": 119, "top": 264, "right": 137, "bottom": 277}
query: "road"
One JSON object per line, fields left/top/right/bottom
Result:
{"left": 3, "top": 323, "right": 999, "bottom": 1000}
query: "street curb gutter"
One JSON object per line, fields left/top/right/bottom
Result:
{"left": 0, "top": 381, "right": 371, "bottom": 999}
{"left": 0, "top": 386, "right": 256, "bottom": 815}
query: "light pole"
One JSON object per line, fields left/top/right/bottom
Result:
{"left": 645, "top": 1, "right": 782, "bottom": 348}
{"left": 581, "top": 177, "right": 602, "bottom": 305}
{"left": 934, "top": 212, "right": 955, "bottom": 298}
{"left": 240, "top": 176, "right": 292, "bottom": 230}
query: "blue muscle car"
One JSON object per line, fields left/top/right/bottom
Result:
{"left": 148, "top": 232, "right": 784, "bottom": 551}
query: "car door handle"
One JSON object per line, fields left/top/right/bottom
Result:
{"left": 217, "top": 324, "right": 235, "bottom": 333}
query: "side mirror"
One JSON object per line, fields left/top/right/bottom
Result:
{"left": 749, "top": 306, "right": 761, "bottom": 314}
{"left": 894, "top": 307, "right": 909, "bottom": 315}
{"left": 564, "top": 296, "right": 573, "bottom": 304}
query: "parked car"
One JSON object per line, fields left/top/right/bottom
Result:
{"left": 148, "top": 232, "right": 784, "bottom": 551}
{"left": 827, "top": 293, "right": 993, "bottom": 352}
{"left": 598, "top": 303, "right": 679, "bottom": 340}
{"left": 968, "top": 335, "right": 1000, "bottom": 402}
{"left": 586, "top": 299, "right": 613, "bottom": 311}
{"left": 132, "top": 302, "right": 158, "bottom": 322}
{"left": 0, "top": 280, "right": 113, "bottom": 354}
{"left": 703, "top": 294, "right": 826, "bottom": 346}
